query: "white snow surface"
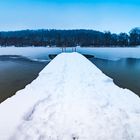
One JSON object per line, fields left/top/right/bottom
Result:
{"left": 0, "top": 52, "right": 140, "bottom": 140}
{"left": 79, "top": 47, "right": 140, "bottom": 60}
{"left": 1, "top": 47, "right": 140, "bottom": 61}
{"left": 0, "top": 47, "right": 62, "bottom": 61}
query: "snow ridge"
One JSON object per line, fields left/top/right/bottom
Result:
{"left": 0, "top": 52, "right": 140, "bottom": 140}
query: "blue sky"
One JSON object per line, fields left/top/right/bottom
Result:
{"left": 0, "top": 0, "right": 140, "bottom": 33}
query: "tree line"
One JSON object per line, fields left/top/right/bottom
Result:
{"left": 0, "top": 27, "right": 140, "bottom": 47}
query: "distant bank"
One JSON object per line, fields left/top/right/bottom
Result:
{"left": 0, "top": 27, "right": 140, "bottom": 47}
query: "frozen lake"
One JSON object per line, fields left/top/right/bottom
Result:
{"left": 0, "top": 47, "right": 140, "bottom": 102}
{"left": 0, "top": 46, "right": 140, "bottom": 61}
{"left": 89, "top": 57, "right": 140, "bottom": 96}
{"left": 0, "top": 55, "right": 48, "bottom": 103}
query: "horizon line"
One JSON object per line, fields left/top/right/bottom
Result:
{"left": 0, "top": 28, "right": 137, "bottom": 34}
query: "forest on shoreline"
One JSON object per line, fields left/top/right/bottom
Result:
{"left": 0, "top": 28, "right": 140, "bottom": 47}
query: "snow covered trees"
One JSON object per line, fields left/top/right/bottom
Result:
{"left": 0, "top": 28, "right": 140, "bottom": 47}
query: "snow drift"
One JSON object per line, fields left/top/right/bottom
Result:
{"left": 0, "top": 52, "right": 140, "bottom": 140}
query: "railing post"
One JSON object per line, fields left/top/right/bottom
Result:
{"left": 75, "top": 47, "right": 76, "bottom": 52}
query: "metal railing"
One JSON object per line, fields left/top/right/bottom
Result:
{"left": 61, "top": 47, "right": 77, "bottom": 52}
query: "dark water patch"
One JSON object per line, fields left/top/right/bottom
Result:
{"left": 0, "top": 56, "right": 49, "bottom": 103}
{"left": 49, "top": 54, "right": 57, "bottom": 59}
{"left": 83, "top": 54, "right": 95, "bottom": 59}
{"left": 89, "top": 57, "right": 140, "bottom": 97}
{"left": 0, "top": 55, "right": 48, "bottom": 63}
{"left": 49, "top": 53, "right": 94, "bottom": 60}
{"left": 0, "top": 55, "right": 32, "bottom": 61}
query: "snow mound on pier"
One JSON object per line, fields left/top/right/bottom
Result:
{"left": 0, "top": 52, "right": 140, "bottom": 140}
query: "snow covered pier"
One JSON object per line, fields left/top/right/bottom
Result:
{"left": 0, "top": 53, "right": 140, "bottom": 140}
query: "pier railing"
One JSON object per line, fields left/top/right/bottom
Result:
{"left": 62, "top": 47, "right": 77, "bottom": 52}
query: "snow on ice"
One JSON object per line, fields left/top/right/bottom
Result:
{"left": 1, "top": 47, "right": 140, "bottom": 61}
{"left": 0, "top": 52, "right": 140, "bottom": 140}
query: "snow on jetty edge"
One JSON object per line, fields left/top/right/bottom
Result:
{"left": 0, "top": 52, "right": 140, "bottom": 140}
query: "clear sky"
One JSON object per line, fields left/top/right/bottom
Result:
{"left": 0, "top": 0, "right": 140, "bottom": 33}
